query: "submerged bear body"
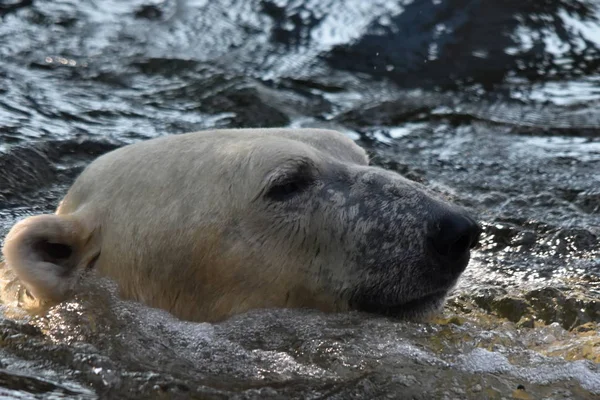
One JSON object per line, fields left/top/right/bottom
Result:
{"left": 1, "top": 128, "right": 480, "bottom": 322}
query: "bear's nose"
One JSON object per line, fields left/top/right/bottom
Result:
{"left": 428, "top": 213, "right": 480, "bottom": 263}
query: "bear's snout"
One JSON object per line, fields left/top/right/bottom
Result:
{"left": 426, "top": 211, "right": 481, "bottom": 276}
{"left": 337, "top": 166, "right": 480, "bottom": 318}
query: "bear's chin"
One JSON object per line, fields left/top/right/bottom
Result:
{"left": 350, "top": 289, "right": 449, "bottom": 321}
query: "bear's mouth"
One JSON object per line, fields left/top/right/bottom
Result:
{"left": 350, "top": 289, "right": 449, "bottom": 320}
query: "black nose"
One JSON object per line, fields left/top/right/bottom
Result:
{"left": 429, "top": 213, "right": 480, "bottom": 261}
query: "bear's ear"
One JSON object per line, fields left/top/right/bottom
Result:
{"left": 1, "top": 214, "right": 99, "bottom": 304}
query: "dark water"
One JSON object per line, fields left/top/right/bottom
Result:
{"left": 0, "top": 0, "right": 599, "bottom": 398}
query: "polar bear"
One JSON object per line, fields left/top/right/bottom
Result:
{"left": 1, "top": 128, "right": 480, "bottom": 322}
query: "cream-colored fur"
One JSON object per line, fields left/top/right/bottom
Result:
{"left": 2, "top": 128, "right": 369, "bottom": 321}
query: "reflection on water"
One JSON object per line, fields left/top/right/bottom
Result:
{"left": 512, "top": 76, "right": 600, "bottom": 105}
{"left": 0, "top": 0, "right": 599, "bottom": 398}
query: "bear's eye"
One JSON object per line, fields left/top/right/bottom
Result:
{"left": 265, "top": 174, "right": 312, "bottom": 201}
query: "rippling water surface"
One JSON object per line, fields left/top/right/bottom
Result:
{"left": 0, "top": 1, "right": 599, "bottom": 398}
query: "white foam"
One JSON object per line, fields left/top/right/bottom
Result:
{"left": 456, "top": 348, "right": 600, "bottom": 394}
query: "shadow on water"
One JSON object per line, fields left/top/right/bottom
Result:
{"left": 0, "top": 0, "right": 599, "bottom": 398}
{"left": 327, "top": 0, "right": 600, "bottom": 89}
